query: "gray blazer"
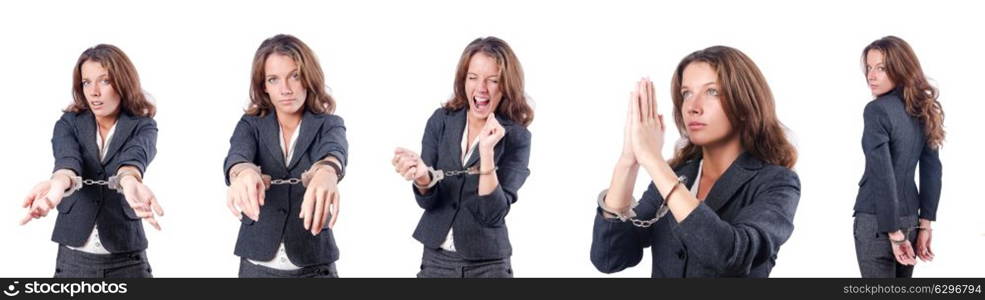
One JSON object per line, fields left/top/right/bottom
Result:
{"left": 51, "top": 110, "right": 158, "bottom": 253}
{"left": 223, "top": 109, "right": 348, "bottom": 267}
{"left": 411, "top": 107, "right": 531, "bottom": 260}
{"left": 854, "top": 87, "right": 942, "bottom": 233}
{"left": 591, "top": 152, "right": 800, "bottom": 277}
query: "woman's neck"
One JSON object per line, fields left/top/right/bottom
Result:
{"left": 466, "top": 111, "right": 486, "bottom": 133}
{"left": 700, "top": 136, "right": 743, "bottom": 180}
{"left": 95, "top": 113, "right": 119, "bottom": 131}
{"left": 276, "top": 110, "right": 303, "bottom": 130}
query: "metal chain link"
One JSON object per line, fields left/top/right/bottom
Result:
{"left": 629, "top": 204, "right": 670, "bottom": 228}
{"left": 82, "top": 179, "right": 110, "bottom": 186}
{"left": 439, "top": 166, "right": 497, "bottom": 177}
{"left": 269, "top": 178, "right": 302, "bottom": 185}
{"left": 70, "top": 176, "right": 123, "bottom": 195}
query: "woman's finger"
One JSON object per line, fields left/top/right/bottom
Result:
{"left": 256, "top": 180, "right": 266, "bottom": 206}
{"left": 646, "top": 78, "right": 657, "bottom": 120}
{"left": 300, "top": 190, "right": 314, "bottom": 230}
{"left": 146, "top": 216, "right": 161, "bottom": 231}
{"left": 311, "top": 189, "right": 325, "bottom": 235}
{"left": 328, "top": 191, "right": 340, "bottom": 229}
{"left": 227, "top": 190, "right": 241, "bottom": 219}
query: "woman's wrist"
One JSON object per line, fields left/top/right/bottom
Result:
{"left": 918, "top": 219, "right": 932, "bottom": 229}
{"left": 414, "top": 172, "right": 431, "bottom": 187}
{"left": 616, "top": 155, "right": 638, "bottom": 168}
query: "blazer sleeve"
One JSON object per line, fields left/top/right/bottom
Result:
{"left": 671, "top": 169, "right": 800, "bottom": 276}
{"left": 590, "top": 183, "right": 661, "bottom": 273}
{"left": 311, "top": 115, "right": 349, "bottom": 180}
{"left": 412, "top": 109, "right": 445, "bottom": 210}
{"left": 223, "top": 117, "right": 259, "bottom": 185}
{"left": 862, "top": 103, "right": 902, "bottom": 233}
{"left": 51, "top": 113, "right": 84, "bottom": 175}
{"left": 469, "top": 126, "right": 531, "bottom": 226}
{"left": 918, "top": 143, "right": 942, "bottom": 221}
{"left": 115, "top": 118, "right": 158, "bottom": 175}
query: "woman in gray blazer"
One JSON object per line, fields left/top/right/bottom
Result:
{"left": 223, "top": 34, "right": 347, "bottom": 278}
{"left": 854, "top": 36, "right": 944, "bottom": 278}
{"left": 391, "top": 37, "right": 533, "bottom": 278}
{"left": 591, "top": 46, "right": 800, "bottom": 277}
{"left": 20, "top": 44, "right": 163, "bottom": 278}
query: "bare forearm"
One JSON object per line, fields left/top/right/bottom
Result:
{"left": 478, "top": 149, "right": 498, "bottom": 196}
{"left": 52, "top": 169, "right": 76, "bottom": 186}
{"left": 642, "top": 160, "right": 699, "bottom": 222}
{"left": 605, "top": 159, "right": 639, "bottom": 214}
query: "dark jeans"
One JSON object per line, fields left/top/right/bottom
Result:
{"left": 853, "top": 213, "right": 918, "bottom": 278}
{"left": 417, "top": 247, "right": 512, "bottom": 278}
{"left": 238, "top": 257, "right": 338, "bottom": 278}
{"left": 54, "top": 244, "right": 153, "bottom": 278}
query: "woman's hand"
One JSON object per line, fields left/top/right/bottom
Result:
{"left": 477, "top": 113, "right": 506, "bottom": 155}
{"left": 301, "top": 167, "right": 339, "bottom": 235}
{"left": 619, "top": 90, "right": 638, "bottom": 166}
{"left": 119, "top": 176, "right": 164, "bottom": 230}
{"left": 915, "top": 219, "right": 935, "bottom": 262}
{"left": 629, "top": 78, "right": 666, "bottom": 168}
{"left": 20, "top": 173, "right": 72, "bottom": 225}
{"left": 227, "top": 165, "right": 265, "bottom": 222}
{"left": 889, "top": 230, "right": 917, "bottom": 266}
{"left": 393, "top": 147, "right": 430, "bottom": 187}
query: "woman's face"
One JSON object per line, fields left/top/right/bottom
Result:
{"left": 264, "top": 53, "right": 307, "bottom": 116}
{"left": 865, "top": 49, "right": 895, "bottom": 96}
{"left": 80, "top": 60, "right": 121, "bottom": 119}
{"left": 680, "top": 62, "right": 735, "bottom": 147}
{"left": 464, "top": 52, "right": 502, "bottom": 121}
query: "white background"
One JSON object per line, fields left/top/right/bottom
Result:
{"left": 1, "top": 0, "right": 981, "bottom": 277}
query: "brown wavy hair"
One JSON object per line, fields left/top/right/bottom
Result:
{"left": 668, "top": 46, "right": 797, "bottom": 169}
{"left": 863, "top": 36, "right": 945, "bottom": 149}
{"left": 247, "top": 34, "right": 335, "bottom": 116}
{"left": 444, "top": 36, "right": 533, "bottom": 127}
{"left": 66, "top": 44, "right": 155, "bottom": 118}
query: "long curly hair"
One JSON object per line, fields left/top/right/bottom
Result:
{"left": 863, "top": 36, "right": 945, "bottom": 149}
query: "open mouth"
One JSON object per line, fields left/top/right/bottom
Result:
{"left": 90, "top": 101, "right": 104, "bottom": 109}
{"left": 473, "top": 95, "right": 491, "bottom": 112}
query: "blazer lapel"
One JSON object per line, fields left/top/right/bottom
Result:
{"left": 77, "top": 111, "right": 102, "bottom": 166}
{"left": 287, "top": 110, "right": 323, "bottom": 170}
{"left": 444, "top": 108, "right": 467, "bottom": 168}
{"left": 259, "top": 112, "right": 287, "bottom": 170}
{"left": 702, "top": 152, "right": 761, "bottom": 212}
{"left": 675, "top": 159, "right": 701, "bottom": 190}
{"left": 101, "top": 112, "right": 137, "bottom": 165}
